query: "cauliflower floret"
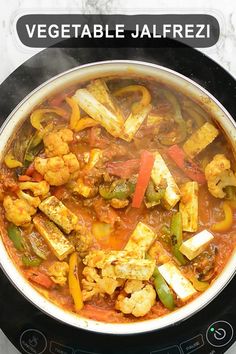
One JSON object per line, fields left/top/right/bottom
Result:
{"left": 19, "top": 181, "right": 50, "bottom": 197}
{"left": 69, "top": 231, "right": 93, "bottom": 258}
{"left": 115, "top": 284, "right": 156, "bottom": 317}
{"left": 3, "top": 195, "right": 36, "bottom": 226}
{"left": 34, "top": 153, "right": 80, "bottom": 186}
{"left": 35, "top": 156, "right": 69, "bottom": 186}
{"left": 124, "top": 280, "right": 144, "bottom": 294}
{"left": 17, "top": 190, "right": 41, "bottom": 208}
{"left": 44, "top": 128, "right": 73, "bottom": 157}
{"left": 48, "top": 261, "right": 69, "bottom": 286}
{"left": 205, "top": 154, "right": 236, "bottom": 198}
{"left": 63, "top": 153, "right": 81, "bottom": 179}
{"left": 82, "top": 266, "right": 122, "bottom": 301}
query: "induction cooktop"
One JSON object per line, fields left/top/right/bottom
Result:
{"left": 0, "top": 44, "right": 235, "bottom": 354}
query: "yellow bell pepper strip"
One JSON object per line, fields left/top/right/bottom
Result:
{"left": 30, "top": 108, "right": 67, "bottom": 130}
{"left": 65, "top": 96, "right": 81, "bottom": 130}
{"left": 69, "top": 252, "right": 83, "bottom": 312}
{"left": 113, "top": 85, "right": 151, "bottom": 114}
{"left": 4, "top": 153, "right": 23, "bottom": 168}
{"left": 187, "top": 272, "right": 209, "bottom": 292}
{"left": 211, "top": 202, "right": 233, "bottom": 232}
{"left": 74, "top": 117, "right": 99, "bottom": 132}
{"left": 227, "top": 200, "right": 236, "bottom": 209}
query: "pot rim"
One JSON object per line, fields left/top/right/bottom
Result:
{"left": 0, "top": 59, "right": 235, "bottom": 335}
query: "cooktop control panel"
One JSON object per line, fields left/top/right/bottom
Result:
{"left": 17, "top": 318, "right": 234, "bottom": 354}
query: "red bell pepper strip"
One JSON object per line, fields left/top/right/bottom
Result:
{"left": 167, "top": 145, "right": 206, "bottom": 184}
{"left": 106, "top": 159, "right": 140, "bottom": 179}
{"left": 27, "top": 270, "right": 54, "bottom": 289}
{"left": 25, "top": 163, "right": 35, "bottom": 176}
{"left": 132, "top": 151, "right": 155, "bottom": 208}
{"left": 18, "top": 175, "right": 32, "bottom": 182}
{"left": 49, "top": 86, "right": 76, "bottom": 106}
{"left": 50, "top": 92, "right": 67, "bottom": 107}
{"left": 31, "top": 171, "right": 44, "bottom": 182}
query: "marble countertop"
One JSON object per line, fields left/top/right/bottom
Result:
{"left": 0, "top": 0, "right": 235, "bottom": 353}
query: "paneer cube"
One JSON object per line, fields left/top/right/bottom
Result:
{"left": 124, "top": 222, "right": 156, "bottom": 258}
{"left": 33, "top": 214, "right": 74, "bottom": 260}
{"left": 73, "top": 88, "right": 123, "bottom": 137}
{"left": 151, "top": 152, "right": 180, "bottom": 209}
{"left": 73, "top": 178, "right": 93, "bottom": 198}
{"left": 39, "top": 196, "right": 78, "bottom": 234}
{"left": 179, "top": 229, "right": 214, "bottom": 260}
{"left": 179, "top": 181, "right": 198, "bottom": 232}
{"left": 87, "top": 79, "right": 124, "bottom": 122}
{"left": 83, "top": 250, "right": 139, "bottom": 268}
{"left": 158, "top": 262, "right": 197, "bottom": 301}
{"left": 84, "top": 148, "right": 102, "bottom": 170}
{"left": 183, "top": 122, "right": 219, "bottom": 159}
{"left": 122, "top": 105, "right": 152, "bottom": 142}
{"left": 102, "top": 258, "right": 156, "bottom": 280}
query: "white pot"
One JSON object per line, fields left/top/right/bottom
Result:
{"left": 0, "top": 60, "right": 235, "bottom": 335}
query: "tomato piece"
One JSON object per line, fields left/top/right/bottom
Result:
{"left": 27, "top": 270, "right": 54, "bottom": 289}
{"left": 106, "top": 159, "right": 140, "bottom": 179}
{"left": 93, "top": 198, "right": 120, "bottom": 226}
{"left": 167, "top": 145, "right": 206, "bottom": 184}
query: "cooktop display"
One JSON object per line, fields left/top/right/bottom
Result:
{"left": 0, "top": 44, "right": 235, "bottom": 354}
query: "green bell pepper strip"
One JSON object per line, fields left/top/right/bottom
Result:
{"left": 159, "top": 89, "right": 187, "bottom": 146}
{"left": 145, "top": 181, "right": 165, "bottom": 203}
{"left": 224, "top": 186, "right": 236, "bottom": 200}
{"left": 23, "top": 123, "right": 53, "bottom": 167}
{"left": 22, "top": 255, "right": 42, "bottom": 267}
{"left": 183, "top": 106, "right": 205, "bottom": 128}
{"left": 99, "top": 179, "right": 135, "bottom": 200}
{"left": 170, "top": 212, "right": 187, "bottom": 265}
{"left": 153, "top": 267, "right": 175, "bottom": 310}
{"left": 7, "top": 224, "right": 24, "bottom": 251}
{"left": 29, "top": 232, "right": 49, "bottom": 260}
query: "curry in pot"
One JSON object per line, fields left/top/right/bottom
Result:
{"left": 1, "top": 77, "right": 236, "bottom": 322}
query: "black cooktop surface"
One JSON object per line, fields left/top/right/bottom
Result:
{"left": 0, "top": 44, "right": 235, "bottom": 354}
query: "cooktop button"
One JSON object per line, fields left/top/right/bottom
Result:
{"left": 50, "top": 341, "right": 74, "bottom": 354}
{"left": 206, "top": 320, "right": 234, "bottom": 347}
{"left": 180, "top": 334, "right": 204, "bottom": 353}
{"left": 150, "top": 345, "right": 181, "bottom": 354}
{"left": 20, "top": 329, "right": 47, "bottom": 354}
